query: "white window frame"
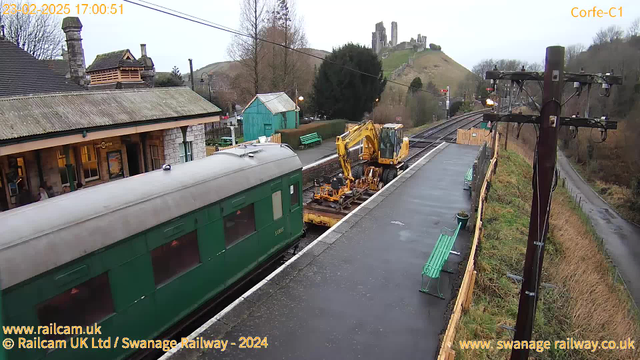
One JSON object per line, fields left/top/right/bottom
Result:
{"left": 81, "top": 145, "right": 100, "bottom": 181}
{"left": 272, "top": 191, "right": 283, "bottom": 220}
{"left": 179, "top": 142, "right": 193, "bottom": 163}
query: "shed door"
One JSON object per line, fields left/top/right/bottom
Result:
{"left": 264, "top": 124, "right": 273, "bottom": 137}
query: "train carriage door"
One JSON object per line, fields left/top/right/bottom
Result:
{"left": 287, "top": 174, "right": 303, "bottom": 239}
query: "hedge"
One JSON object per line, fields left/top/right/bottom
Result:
{"left": 277, "top": 120, "right": 347, "bottom": 148}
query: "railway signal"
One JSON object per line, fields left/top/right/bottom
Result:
{"left": 484, "top": 46, "right": 622, "bottom": 360}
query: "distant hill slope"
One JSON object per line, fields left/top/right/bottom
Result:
{"left": 187, "top": 48, "right": 330, "bottom": 81}
{"left": 382, "top": 49, "right": 472, "bottom": 97}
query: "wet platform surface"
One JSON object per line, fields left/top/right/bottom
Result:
{"left": 294, "top": 141, "right": 339, "bottom": 166}
{"left": 168, "top": 143, "right": 480, "bottom": 360}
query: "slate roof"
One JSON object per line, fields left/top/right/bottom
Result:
{"left": 41, "top": 59, "right": 70, "bottom": 77}
{"left": 0, "top": 87, "right": 221, "bottom": 142}
{"left": 86, "top": 50, "right": 144, "bottom": 72}
{"left": 0, "top": 39, "right": 84, "bottom": 97}
{"left": 244, "top": 92, "right": 297, "bottom": 115}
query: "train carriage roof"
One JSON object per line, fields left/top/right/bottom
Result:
{"left": 0, "top": 143, "right": 301, "bottom": 290}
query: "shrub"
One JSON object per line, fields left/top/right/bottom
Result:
{"left": 450, "top": 101, "right": 463, "bottom": 115}
{"left": 277, "top": 120, "right": 347, "bottom": 147}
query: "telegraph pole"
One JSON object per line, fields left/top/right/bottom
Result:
{"left": 483, "top": 48, "right": 621, "bottom": 360}
{"left": 188, "top": 58, "right": 194, "bottom": 91}
{"left": 510, "top": 46, "right": 564, "bottom": 360}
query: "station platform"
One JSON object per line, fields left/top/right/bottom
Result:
{"left": 294, "top": 141, "right": 339, "bottom": 166}
{"left": 166, "top": 143, "right": 480, "bottom": 360}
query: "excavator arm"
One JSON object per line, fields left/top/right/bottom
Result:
{"left": 335, "top": 121, "right": 379, "bottom": 181}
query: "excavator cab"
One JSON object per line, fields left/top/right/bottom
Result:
{"left": 379, "top": 124, "right": 405, "bottom": 162}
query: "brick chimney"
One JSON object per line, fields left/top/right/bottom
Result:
{"left": 139, "top": 43, "right": 155, "bottom": 87}
{"left": 62, "top": 17, "right": 88, "bottom": 87}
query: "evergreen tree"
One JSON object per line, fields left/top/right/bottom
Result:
{"left": 312, "top": 44, "right": 386, "bottom": 121}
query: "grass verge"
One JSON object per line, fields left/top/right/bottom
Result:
{"left": 453, "top": 148, "right": 639, "bottom": 360}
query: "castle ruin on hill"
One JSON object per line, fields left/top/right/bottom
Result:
{"left": 371, "top": 21, "right": 427, "bottom": 54}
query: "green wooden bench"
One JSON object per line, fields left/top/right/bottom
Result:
{"left": 299, "top": 132, "right": 322, "bottom": 148}
{"left": 420, "top": 222, "right": 462, "bottom": 299}
{"left": 464, "top": 167, "right": 473, "bottom": 190}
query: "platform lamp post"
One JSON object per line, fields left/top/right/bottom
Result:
{"left": 296, "top": 95, "right": 304, "bottom": 128}
{"left": 373, "top": 98, "right": 379, "bottom": 121}
{"left": 200, "top": 72, "right": 213, "bottom": 103}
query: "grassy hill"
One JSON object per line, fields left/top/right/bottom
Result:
{"left": 382, "top": 49, "right": 415, "bottom": 77}
{"left": 189, "top": 48, "right": 330, "bottom": 81}
{"left": 381, "top": 49, "right": 473, "bottom": 97}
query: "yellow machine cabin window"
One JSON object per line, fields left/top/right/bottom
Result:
{"left": 272, "top": 191, "right": 283, "bottom": 220}
{"left": 224, "top": 204, "right": 256, "bottom": 247}
{"left": 151, "top": 231, "right": 200, "bottom": 286}
{"left": 290, "top": 183, "right": 299, "bottom": 208}
{"left": 36, "top": 273, "right": 115, "bottom": 340}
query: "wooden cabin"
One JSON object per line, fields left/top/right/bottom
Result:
{"left": 86, "top": 50, "right": 148, "bottom": 88}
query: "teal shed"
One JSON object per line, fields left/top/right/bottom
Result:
{"left": 242, "top": 92, "right": 298, "bottom": 141}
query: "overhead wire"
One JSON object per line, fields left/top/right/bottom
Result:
{"left": 123, "top": 0, "right": 432, "bottom": 94}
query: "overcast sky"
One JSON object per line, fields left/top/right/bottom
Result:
{"left": 70, "top": 0, "right": 638, "bottom": 73}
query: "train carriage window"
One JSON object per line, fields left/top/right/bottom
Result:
{"left": 151, "top": 231, "right": 200, "bottom": 286}
{"left": 290, "top": 183, "right": 299, "bottom": 208}
{"left": 224, "top": 204, "right": 256, "bottom": 247}
{"left": 272, "top": 191, "right": 283, "bottom": 220}
{"left": 37, "top": 273, "right": 114, "bottom": 339}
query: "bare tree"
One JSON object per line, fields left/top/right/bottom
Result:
{"left": 0, "top": 0, "right": 64, "bottom": 59}
{"left": 565, "top": 43, "right": 585, "bottom": 68}
{"left": 526, "top": 62, "right": 543, "bottom": 72}
{"left": 263, "top": 0, "right": 307, "bottom": 96}
{"left": 472, "top": 59, "right": 495, "bottom": 79}
{"left": 228, "top": 0, "right": 268, "bottom": 96}
{"left": 628, "top": 17, "right": 640, "bottom": 38}
{"left": 593, "top": 25, "right": 624, "bottom": 45}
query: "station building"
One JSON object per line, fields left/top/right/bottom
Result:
{"left": 0, "top": 18, "right": 221, "bottom": 211}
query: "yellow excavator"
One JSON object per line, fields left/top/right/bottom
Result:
{"left": 305, "top": 120, "right": 410, "bottom": 226}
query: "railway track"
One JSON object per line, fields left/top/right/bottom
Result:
{"left": 405, "top": 110, "right": 486, "bottom": 163}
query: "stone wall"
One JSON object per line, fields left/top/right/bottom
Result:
{"left": 163, "top": 124, "right": 206, "bottom": 165}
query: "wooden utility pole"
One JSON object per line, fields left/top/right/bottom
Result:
{"left": 188, "top": 58, "right": 194, "bottom": 91}
{"left": 510, "top": 46, "right": 564, "bottom": 360}
{"left": 483, "top": 47, "right": 621, "bottom": 360}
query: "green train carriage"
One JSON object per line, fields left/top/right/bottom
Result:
{"left": 0, "top": 143, "right": 303, "bottom": 360}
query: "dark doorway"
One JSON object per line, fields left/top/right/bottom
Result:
{"left": 126, "top": 144, "right": 141, "bottom": 176}
{"left": 0, "top": 171, "right": 9, "bottom": 211}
